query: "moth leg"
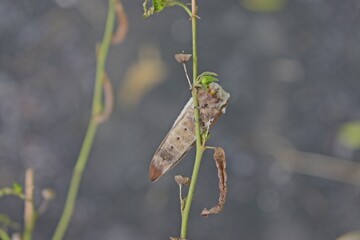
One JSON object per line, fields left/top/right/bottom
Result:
{"left": 192, "top": 103, "right": 208, "bottom": 110}
{"left": 201, "top": 118, "right": 214, "bottom": 145}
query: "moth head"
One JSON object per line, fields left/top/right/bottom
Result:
{"left": 208, "top": 83, "right": 230, "bottom": 103}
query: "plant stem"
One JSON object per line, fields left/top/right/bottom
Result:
{"left": 23, "top": 169, "right": 36, "bottom": 240}
{"left": 174, "top": 1, "right": 192, "bottom": 17}
{"left": 52, "top": 1, "right": 116, "bottom": 239}
{"left": 180, "top": 0, "right": 202, "bottom": 238}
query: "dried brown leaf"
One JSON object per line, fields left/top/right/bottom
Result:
{"left": 175, "top": 53, "right": 192, "bottom": 63}
{"left": 174, "top": 175, "right": 191, "bottom": 186}
{"left": 112, "top": 0, "right": 128, "bottom": 44}
{"left": 96, "top": 73, "right": 114, "bottom": 124}
{"left": 41, "top": 188, "right": 56, "bottom": 201}
{"left": 169, "top": 237, "right": 187, "bottom": 240}
{"left": 201, "top": 147, "right": 227, "bottom": 217}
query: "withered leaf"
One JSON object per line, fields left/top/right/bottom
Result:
{"left": 201, "top": 147, "right": 227, "bottom": 217}
{"left": 174, "top": 175, "right": 191, "bottom": 186}
{"left": 175, "top": 53, "right": 192, "bottom": 63}
{"left": 95, "top": 73, "right": 114, "bottom": 124}
{"left": 112, "top": 0, "right": 128, "bottom": 44}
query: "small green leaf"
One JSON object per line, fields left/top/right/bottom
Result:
{"left": 201, "top": 76, "right": 218, "bottom": 86}
{"left": 198, "top": 71, "right": 218, "bottom": 78}
{"left": 12, "top": 183, "right": 23, "bottom": 194}
{"left": 153, "top": 0, "right": 166, "bottom": 13}
{"left": 337, "top": 121, "right": 360, "bottom": 150}
{"left": 143, "top": 0, "right": 177, "bottom": 17}
{"left": 196, "top": 72, "right": 219, "bottom": 87}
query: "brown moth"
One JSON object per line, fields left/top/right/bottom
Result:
{"left": 149, "top": 82, "right": 230, "bottom": 181}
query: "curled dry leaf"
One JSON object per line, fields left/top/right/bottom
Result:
{"left": 95, "top": 73, "right": 114, "bottom": 124}
{"left": 41, "top": 188, "right": 56, "bottom": 201}
{"left": 112, "top": 0, "right": 128, "bottom": 44}
{"left": 201, "top": 147, "right": 227, "bottom": 217}
{"left": 175, "top": 53, "right": 192, "bottom": 63}
{"left": 174, "top": 175, "right": 191, "bottom": 186}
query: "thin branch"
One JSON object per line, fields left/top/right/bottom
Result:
{"left": 173, "top": 1, "right": 192, "bottom": 17}
{"left": 51, "top": 1, "right": 117, "bottom": 239}
{"left": 23, "top": 169, "right": 36, "bottom": 240}
{"left": 258, "top": 133, "right": 360, "bottom": 186}
{"left": 180, "top": 0, "right": 203, "bottom": 238}
{"left": 182, "top": 63, "right": 192, "bottom": 90}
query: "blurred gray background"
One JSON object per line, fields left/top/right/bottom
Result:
{"left": 1, "top": 0, "right": 360, "bottom": 239}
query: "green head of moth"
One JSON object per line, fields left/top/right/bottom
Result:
{"left": 196, "top": 72, "right": 219, "bottom": 93}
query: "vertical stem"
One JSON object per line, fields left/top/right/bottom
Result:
{"left": 180, "top": 0, "right": 203, "bottom": 238}
{"left": 52, "top": 119, "right": 98, "bottom": 240}
{"left": 23, "top": 169, "right": 36, "bottom": 240}
{"left": 52, "top": 1, "right": 116, "bottom": 239}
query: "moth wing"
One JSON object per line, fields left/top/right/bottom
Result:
{"left": 149, "top": 98, "right": 195, "bottom": 181}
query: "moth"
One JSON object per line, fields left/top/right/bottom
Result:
{"left": 149, "top": 82, "right": 230, "bottom": 181}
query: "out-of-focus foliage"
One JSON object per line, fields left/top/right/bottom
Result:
{"left": 0, "top": 214, "right": 19, "bottom": 230}
{"left": 0, "top": 183, "right": 24, "bottom": 198}
{"left": 337, "top": 230, "right": 360, "bottom": 240}
{"left": 119, "top": 46, "right": 167, "bottom": 109}
{"left": 241, "top": 0, "right": 287, "bottom": 12}
{"left": 337, "top": 121, "right": 360, "bottom": 150}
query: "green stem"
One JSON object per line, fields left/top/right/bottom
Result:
{"left": 180, "top": 0, "right": 202, "bottom": 238}
{"left": 0, "top": 188, "right": 25, "bottom": 199}
{"left": 23, "top": 168, "right": 36, "bottom": 240}
{"left": 22, "top": 213, "right": 37, "bottom": 240}
{"left": 52, "top": 1, "right": 116, "bottom": 239}
{"left": 52, "top": 119, "right": 98, "bottom": 240}
{"left": 173, "top": 1, "right": 192, "bottom": 17}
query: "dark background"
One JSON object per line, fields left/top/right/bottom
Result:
{"left": 1, "top": 0, "right": 360, "bottom": 239}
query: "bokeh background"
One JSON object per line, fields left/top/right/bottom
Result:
{"left": 1, "top": 0, "right": 360, "bottom": 239}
